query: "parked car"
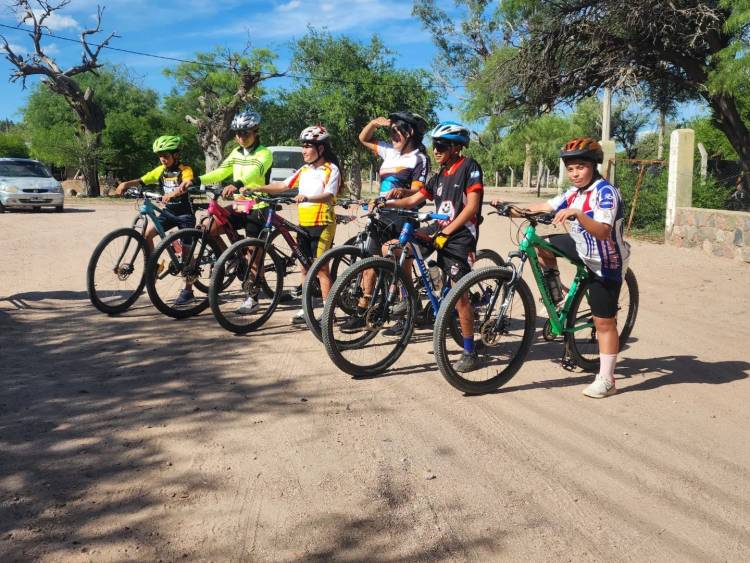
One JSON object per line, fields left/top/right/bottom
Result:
{"left": 0, "top": 158, "right": 64, "bottom": 212}
{"left": 268, "top": 146, "right": 304, "bottom": 185}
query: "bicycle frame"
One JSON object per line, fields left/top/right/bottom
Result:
{"left": 505, "top": 223, "right": 592, "bottom": 338}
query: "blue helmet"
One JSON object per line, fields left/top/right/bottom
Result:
{"left": 430, "top": 121, "right": 470, "bottom": 147}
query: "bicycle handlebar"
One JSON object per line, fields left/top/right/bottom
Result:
{"left": 256, "top": 196, "right": 296, "bottom": 205}
{"left": 490, "top": 203, "right": 555, "bottom": 225}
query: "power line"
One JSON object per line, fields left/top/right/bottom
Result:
{"left": 0, "top": 22, "right": 456, "bottom": 91}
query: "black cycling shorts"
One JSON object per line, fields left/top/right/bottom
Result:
{"left": 416, "top": 223, "right": 476, "bottom": 283}
{"left": 228, "top": 208, "right": 267, "bottom": 238}
{"left": 546, "top": 233, "right": 622, "bottom": 318}
{"left": 157, "top": 208, "right": 196, "bottom": 231}
{"left": 298, "top": 223, "right": 336, "bottom": 261}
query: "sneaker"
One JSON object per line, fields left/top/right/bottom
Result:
{"left": 174, "top": 289, "right": 194, "bottom": 306}
{"left": 454, "top": 351, "right": 480, "bottom": 373}
{"left": 340, "top": 316, "right": 366, "bottom": 333}
{"left": 383, "top": 320, "right": 405, "bottom": 337}
{"left": 291, "top": 309, "right": 306, "bottom": 325}
{"left": 390, "top": 300, "right": 408, "bottom": 318}
{"left": 582, "top": 377, "right": 616, "bottom": 398}
{"left": 235, "top": 296, "right": 259, "bottom": 315}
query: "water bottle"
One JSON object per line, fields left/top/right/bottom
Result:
{"left": 428, "top": 260, "right": 443, "bottom": 292}
{"left": 543, "top": 268, "right": 563, "bottom": 304}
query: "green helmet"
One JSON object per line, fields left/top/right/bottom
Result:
{"left": 152, "top": 135, "right": 181, "bottom": 153}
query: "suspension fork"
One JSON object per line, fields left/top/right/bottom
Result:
{"left": 489, "top": 257, "right": 526, "bottom": 332}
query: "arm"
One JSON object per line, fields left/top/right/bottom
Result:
{"left": 442, "top": 191, "right": 482, "bottom": 236}
{"left": 256, "top": 181, "right": 289, "bottom": 194}
{"left": 385, "top": 191, "right": 427, "bottom": 209}
{"left": 556, "top": 211, "right": 612, "bottom": 240}
{"left": 359, "top": 117, "right": 390, "bottom": 154}
{"left": 113, "top": 178, "right": 142, "bottom": 196}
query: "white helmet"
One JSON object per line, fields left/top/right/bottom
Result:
{"left": 231, "top": 109, "right": 261, "bottom": 131}
{"left": 299, "top": 125, "right": 330, "bottom": 144}
{"left": 430, "top": 121, "right": 471, "bottom": 146}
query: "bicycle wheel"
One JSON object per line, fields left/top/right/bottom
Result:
{"left": 302, "top": 245, "right": 364, "bottom": 341}
{"left": 433, "top": 267, "right": 537, "bottom": 394}
{"left": 145, "top": 229, "right": 222, "bottom": 319}
{"left": 268, "top": 229, "right": 302, "bottom": 298}
{"left": 564, "top": 268, "right": 639, "bottom": 372}
{"left": 321, "top": 257, "right": 417, "bottom": 377}
{"left": 473, "top": 248, "right": 505, "bottom": 268}
{"left": 87, "top": 227, "right": 148, "bottom": 315}
{"left": 209, "top": 237, "right": 284, "bottom": 334}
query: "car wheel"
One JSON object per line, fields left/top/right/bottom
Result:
{"left": 33, "top": 206, "right": 41, "bottom": 212}
{"left": 0, "top": 202, "right": 5, "bottom": 213}
{"left": 55, "top": 204, "right": 64, "bottom": 213}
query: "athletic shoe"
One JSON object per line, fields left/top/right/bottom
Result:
{"left": 174, "top": 289, "right": 194, "bottom": 306}
{"left": 383, "top": 320, "right": 405, "bottom": 337}
{"left": 235, "top": 296, "right": 259, "bottom": 315}
{"left": 390, "top": 300, "right": 408, "bottom": 317}
{"left": 340, "top": 316, "right": 366, "bottom": 333}
{"left": 291, "top": 309, "right": 306, "bottom": 325}
{"left": 582, "top": 377, "right": 616, "bottom": 398}
{"left": 454, "top": 351, "right": 480, "bottom": 373}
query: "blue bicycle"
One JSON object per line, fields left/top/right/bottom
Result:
{"left": 320, "top": 208, "right": 495, "bottom": 377}
{"left": 86, "top": 188, "right": 196, "bottom": 314}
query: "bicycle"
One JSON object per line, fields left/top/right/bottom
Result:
{"left": 302, "top": 202, "right": 504, "bottom": 341}
{"left": 143, "top": 187, "right": 248, "bottom": 319}
{"left": 432, "top": 203, "right": 639, "bottom": 394}
{"left": 320, "top": 208, "right": 505, "bottom": 377}
{"left": 208, "top": 196, "right": 327, "bottom": 334}
{"left": 86, "top": 187, "right": 198, "bottom": 315}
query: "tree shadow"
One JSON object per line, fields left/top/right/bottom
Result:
{"left": 0, "top": 300, "right": 319, "bottom": 560}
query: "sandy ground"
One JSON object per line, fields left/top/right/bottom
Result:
{"left": 1, "top": 192, "right": 749, "bottom": 562}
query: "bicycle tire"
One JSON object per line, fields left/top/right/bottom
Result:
{"left": 145, "top": 229, "right": 222, "bottom": 319}
{"left": 209, "top": 237, "right": 285, "bottom": 334}
{"left": 302, "top": 244, "right": 364, "bottom": 341}
{"left": 433, "top": 266, "right": 536, "bottom": 394}
{"left": 87, "top": 227, "right": 149, "bottom": 315}
{"left": 564, "top": 268, "right": 639, "bottom": 372}
{"left": 321, "top": 256, "right": 417, "bottom": 377}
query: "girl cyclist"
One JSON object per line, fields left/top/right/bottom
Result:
{"left": 492, "top": 137, "right": 631, "bottom": 398}
{"left": 256, "top": 126, "right": 341, "bottom": 325}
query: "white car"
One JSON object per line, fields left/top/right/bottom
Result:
{"left": 268, "top": 146, "right": 304, "bottom": 184}
{"left": 0, "top": 158, "right": 64, "bottom": 213}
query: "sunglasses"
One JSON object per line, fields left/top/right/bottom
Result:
{"left": 235, "top": 129, "right": 256, "bottom": 138}
{"left": 156, "top": 152, "right": 174, "bottom": 158}
{"left": 432, "top": 141, "right": 454, "bottom": 152}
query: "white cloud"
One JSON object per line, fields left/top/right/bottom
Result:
{"left": 26, "top": 10, "right": 81, "bottom": 31}
{"left": 277, "top": 0, "right": 301, "bottom": 12}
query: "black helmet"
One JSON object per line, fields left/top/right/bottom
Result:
{"left": 388, "top": 111, "right": 428, "bottom": 138}
{"left": 560, "top": 137, "right": 604, "bottom": 164}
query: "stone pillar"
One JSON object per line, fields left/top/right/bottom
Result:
{"left": 602, "top": 88, "right": 612, "bottom": 141}
{"left": 697, "top": 142, "right": 708, "bottom": 181}
{"left": 508, "top": 167, "right": 514, "bottom": 188}
{"left": 599, "top": 139, "right": 616, "bottom": 182}
{"left": 666, "top": 128, "right": 695, "bottom": 236}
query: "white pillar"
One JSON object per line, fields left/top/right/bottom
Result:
{"left": 666, "top": 128, "right": 695, "bottom": 236}
{"left": 599, "top": 139, "right": 616, "bottom": 182}
{"left": 602, "top": 87, "right": 612, "bottom": 141}
{"left": 558, "top": 158, "right": 566, "bottom": 191}
{"left": 697, "top": 142, "right": 708, "bottom": 181}
{"left": 508, "top": 167, "right": 514, "bottom": 188}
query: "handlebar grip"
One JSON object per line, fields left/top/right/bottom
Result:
{"left": 429, "top": 213, "right": 451, "bottom": 221}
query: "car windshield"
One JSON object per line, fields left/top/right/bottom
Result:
{"left": 273, "top": 151, "right": 304, "bottom": 169}
{"left": 0, "top": 161, "right": 52, "bottom": 178}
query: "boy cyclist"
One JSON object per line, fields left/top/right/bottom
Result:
{"left": 255, "top": 126, "right": 341, "bottom": 325}
{"left": 380, "top": 121, "right": 484, "bottom": 372}
{"left": 113, "top": 135, "right": 197, "bottom": 305}
{"left": 492, "top": 137, "right": 630, "bottom": 398}
{"left": 179, "top": 108, "right": 273, "bottom": 314}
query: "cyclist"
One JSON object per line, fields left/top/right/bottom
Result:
{"left": 340, "top": 111, "right": 430, "bottom": 332}
{"left": 113, "top": 135, "right": 197, "bottom": 305}
{"left": 254, "top": 125, "right": 341, "bottom": 325}
{"left": 491, "top": 137, "right": 631, "bottom": 398}
{"left": 179, "top": 108, "right": 273, "bottom": 314}
{"left": 377, "top": 121, "right": 484, "bottom": 372}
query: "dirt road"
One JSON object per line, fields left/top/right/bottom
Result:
{"left": 1, "top": 196, "right": 749, "bottom": 562}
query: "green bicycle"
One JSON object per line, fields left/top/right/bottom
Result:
{"left": 432, "top": 203, "right": 638, "bottom": 394}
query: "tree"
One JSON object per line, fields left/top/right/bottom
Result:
{"left": 435, "top": 1, "right": 750, "bottom": 187}
{"left": 1, "top": 0, "right": 116, "bottom": 195}
{"left": 23, "top": 67, "right": 165, "bottom": 180}
{"left": 0, "top": 132, "right": 29, "bottom": 158}
{"left": 611, "top": 103, "right": 650, "bottom": 159}
{"left": 163, "top": 48, "right": 280, "bottom": 171}
{"left": 287, "top": 30, "right": 440, "bottom": 196}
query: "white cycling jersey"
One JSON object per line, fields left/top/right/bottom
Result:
{"left": 547, "top": 177, "right": 630, "bottom": 281}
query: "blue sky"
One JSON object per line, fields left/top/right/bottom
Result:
{"left": 0, "top": 0, "right": 464, "bottom": 122}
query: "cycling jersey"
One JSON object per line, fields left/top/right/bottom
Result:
{"left": 374, "top": 142, "right": 429, "bottom": 194}
{"left": 140, "top": 163, "right": 194, "bottom": 215}
{"left": 198, "top": 143, "right": 273, "bottom": 207}
{"left": 547, "top": 177, "right": 631, "bottom": 281}
{"left": 283, "top": 161, "right": 340, "bottom": 227}
{"left": 419, "top": 156, "right": 484, "bottom": 239}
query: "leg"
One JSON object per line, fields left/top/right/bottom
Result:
{"left": 582, "top": 277, "right": 622, "bottom": 398}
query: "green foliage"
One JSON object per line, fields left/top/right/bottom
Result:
{"left": 616, "top": 163, "right": 667, "bottom": 233}
{"left": 693, "top": 174, "right": 734, "bottom": 209}
{"left": 688, "top": 116, "right": 737, "bottom": 159}
{"left": 0, "top": 131, "right": 29, "bottom": 158}
{"left": 23, "top": 66, "right": 166, "bottom": 179}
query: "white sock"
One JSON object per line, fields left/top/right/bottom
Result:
{"left": 598, "top": 354, "right": 617, "bottom": 386}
